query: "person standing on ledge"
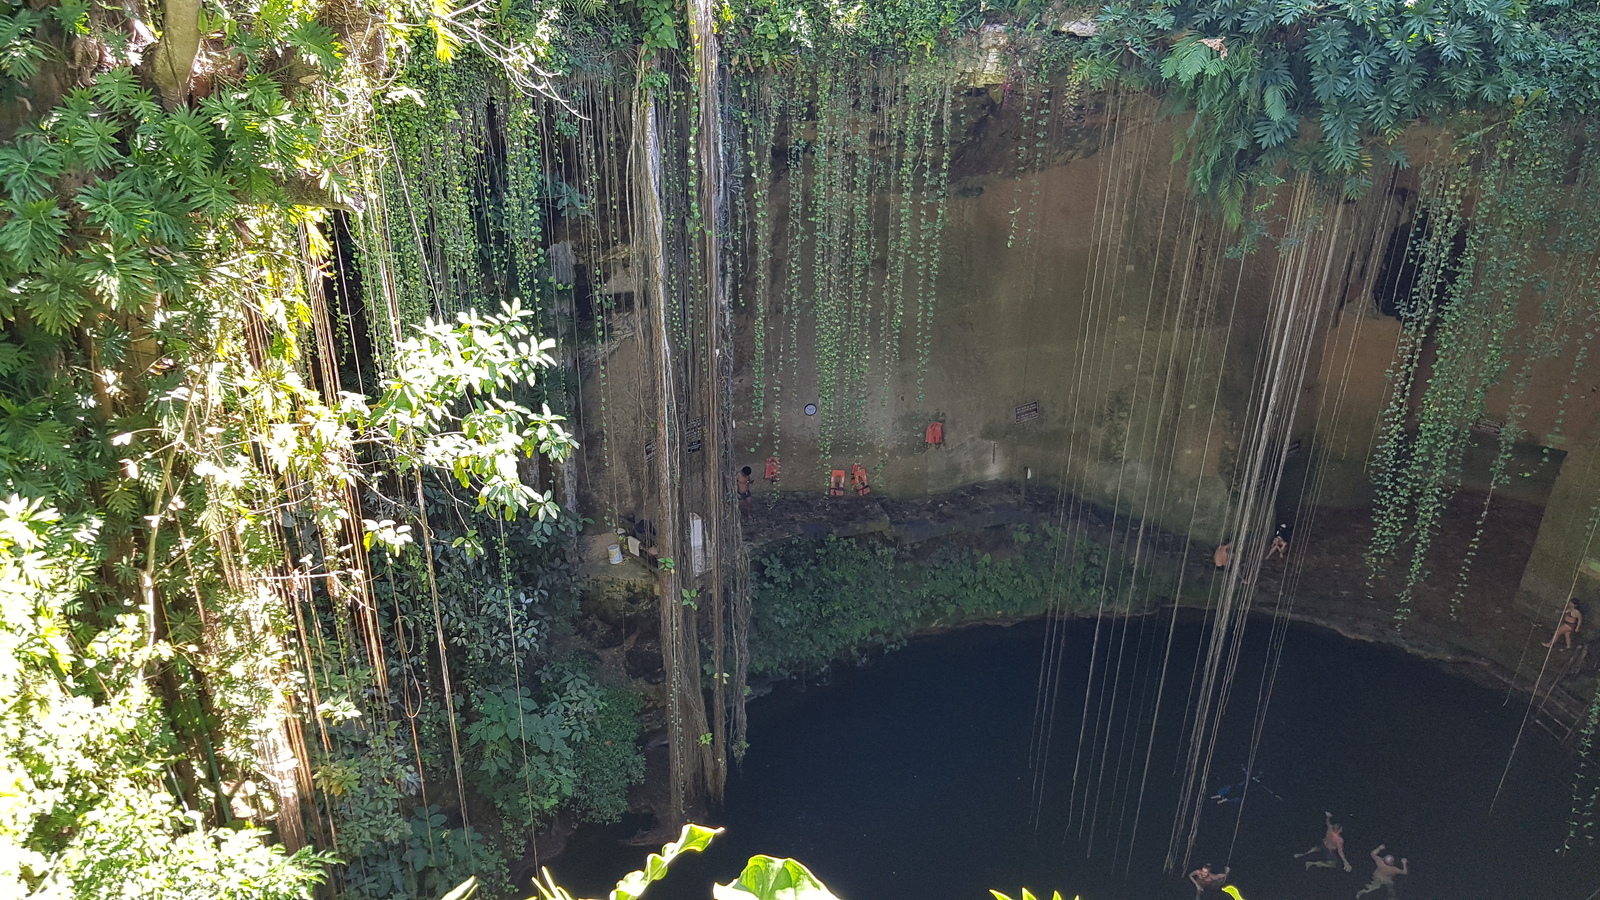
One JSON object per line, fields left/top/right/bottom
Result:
{"left": 736, "top": 466, "right": 753, "bottom": 518}
{"left": 1295, "top": 811, "right": 1352, "bottom": 871}
{"left": 1214, "top": 540, "right": 1232, "bottom": 571}
{"left": 1544, "top": 598, "right": 1583, "bottom": 650}
{"left": 1188, "top": 863, "right": 1230, "bottom": 896}
{"left": 1356, "top": 846, "right": 1407, "bottom": 899}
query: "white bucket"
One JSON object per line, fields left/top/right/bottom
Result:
{"left": 607, "top": 543, "right": 623, "bottom": 565}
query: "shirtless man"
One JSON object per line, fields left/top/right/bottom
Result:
{"left": 1355, "top": 845, "right": 1407, "bottom": 899}
{"left": 737, "top": 466, "right": 754, "bottom": 517}
{"left": 1188, "top": 863, "right": 1230, "bottom": 896}
{"left": 1214, "top": 541, "right": 1232, "bottom": 570}
{"left": 1544, "top": 599, "right": 1583, "bottom": 650}
{"left": 1295, "top": 811, "right": 1351, "bottom": 871}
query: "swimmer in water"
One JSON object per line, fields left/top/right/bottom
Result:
{"left": 1188, "top": 863, "right": 1229, "bottom": 895}
{"left": 1295, "top": 811, "right": 1352, "bottom": 871}
{"left": 1355, "top": 845, "right": 1407, "bottom": 899}
{"left": 1210, "top": 767, "right": 1282, "bottom": 805}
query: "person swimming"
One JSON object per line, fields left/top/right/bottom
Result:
{"left": 1188, "top": 863, "right": 1230, "bottom": 895}
{"left": 1295, "top": 810, "right": 1352, "bottom": 871}
{"left": 1210, "top": 766, "right": 1282, "bottom": 805}
{"left": 1356, "top": 845, "right": 1408, "bottom": 899}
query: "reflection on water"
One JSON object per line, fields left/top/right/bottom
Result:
{"left": 553, "top": 619, "right": 1600, "bottom": 900}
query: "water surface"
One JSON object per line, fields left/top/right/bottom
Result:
{"left": 555, "top": 618, "right": 1600, "bottom": 900}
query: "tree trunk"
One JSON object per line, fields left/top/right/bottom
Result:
{"left": 147, "top": 0, "right": 202, "bottom": 109}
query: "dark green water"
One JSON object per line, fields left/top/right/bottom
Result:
{"left": 552, "top": 619, "right": 1600, "bottom": 900}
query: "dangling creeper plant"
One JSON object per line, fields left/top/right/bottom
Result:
{"left": 1369, "top": 107, "right": 1569, "bottom": 622}
{"left": 846, "top": 81, "right": 875, "bottom": 446}
{"left": 664, "top": 86, "right": 689, "bottom": 349}
{"left": 777, "top": 89, "right": 808, "bottom": 466}
{"left": 685, "top": 73, "right": 709, "bottom": 375}
{"left": 1567, "top": 682, "right": 1600, "bottom": 851}
{"left": 919, "top": 73, "right": 955, "bottom": 404}
{"left": 745, "top": 78, "right": 775, "bottom": 447}
{"left": 1365, "top": 156, "right": 1469, "bottom": 607}
{"left": 1024, "top": 81, "right": 1062, "bottom": 251}
{"left": 1452, "top": 130, "right": 1600, "bottom": 615}
{"left": 882, "top": 71, "right": 923, "bottom": 404}
{"left": 1006, "top": 76, "right": 1034, "bottom": 251}
{"left": 812, "top": 71, "right": 844, "bottom": 460}
{"left": 908, "top": 68, "right": 938, "bottom": 403}
{"left": 1538, "top": 121, "right": 1600, "bottom": 458}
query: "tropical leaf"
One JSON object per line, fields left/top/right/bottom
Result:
{"left": 20, "top": 258, "right": 92, "bottom": 334}
{"left": 610, "top": 824, "right": 722, "bottom": 900}
{"left": 287, "top": 18, "right": 343, "bottom": 70}
{"left": 0, "top": 198, "right": 68, "bottom": 269}
{"left": 49, "top": 0, "right": 90, "bottom": 34}
{"left": 713, "top": 856, "right": 839, "bottom": 900}
{"left": 0, "top": 138, "right": 62, "bottom": 203}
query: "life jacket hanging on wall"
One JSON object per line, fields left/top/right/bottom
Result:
{"left": 829, "top": 469, "right": 846, "bottom": 497}
{"left": 850, "top": 464, "right": 870, "bottom": 496}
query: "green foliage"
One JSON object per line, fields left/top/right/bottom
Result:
{"left": 525, "top": 823, "right": 721, "bottom": 900}
{"left": 462, "top": 824, "right": 1088, "bottom": 900}
{"left": 714, "top": 856, "right": 840, "bottom": 900}
{"left": 1568, "top": 682, "right": 1600, "bottom": 851}
{"left": 368, "top": 302, "right": 577, "bottom": 520}
{"left": 462, "top": 661, "right": 644, "bottom": 829}
{"left": 719, "top": 0, "right": 973, "bottom": 65}
{"left": 568, "top": 683, "right": 646, "bottom": 823}
{"left": 313, "top": 720, "right": 421, "bottom": 856}
{"left": 0, "top": 496, "right": 335, "bottom": 898}
{"left": 604, "top": 823, "right": 719, "bottom": 900}
{"left": 309, "top": 486, "right": 642, "bottom": 892}
{"left": 0, "top": 1, "right": 622, "bottom": 899}
{"left": 624, "top": 0, "right": 682, "bottom": 51}
{"left": 749, "top": 527, "right": 1110, "bottom": 677}
{"left": 542, "top": 174, "right": 594, "bottom": 215}
{"left": 1080, "top": 0, "right": 1600, "bottom": 218}
{"left": 0, "top": 0, "right": 398, "bottom": 894}
{"left": 1365, "top": 106, "right": 1600, "bottom": 620}
{"left": 992, "top": 891, "right": 1070, "bottom": 900}
{"left": 340, "top": 807, "right": 507, "bottom": 900}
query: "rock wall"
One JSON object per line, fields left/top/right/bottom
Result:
{"left": 567, "top": 69, "right": 1600, "bottom": 720}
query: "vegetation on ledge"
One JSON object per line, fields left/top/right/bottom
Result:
{"left": 749, "top": 527, "right": 1119, "bottom": 679}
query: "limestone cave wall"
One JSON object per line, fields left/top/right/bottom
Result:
{"left": 563, "top": 67, "right": 1600, "bottom": 723}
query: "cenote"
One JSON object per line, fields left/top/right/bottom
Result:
{"left": 555, "top": 619, "right": 1600, "bottom": 900}
{"left": 24, "top": 2, "right": 1600, "bottom": 898}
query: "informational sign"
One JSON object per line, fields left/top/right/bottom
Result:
{"left": 1015, "top": 401, "right": 1040, "bottom": 424}
{"left": 690, "top": 514, "right": 707, "bottom": 576}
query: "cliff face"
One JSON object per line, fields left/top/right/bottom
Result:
{"left": 565, "top": 65, "right": 1600, "bottom": 734}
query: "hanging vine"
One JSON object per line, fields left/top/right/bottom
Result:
{"left": 1365, "top": 106, "right": 1588, "bottom": 621}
